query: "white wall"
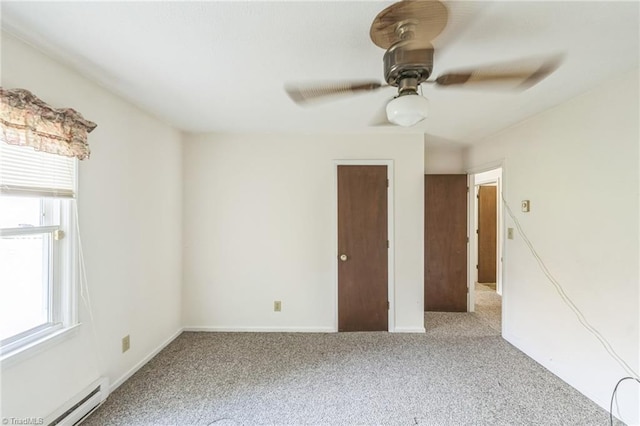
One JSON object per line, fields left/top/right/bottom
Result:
{"left": 183, "top": 133, "right": 425, "bottom": 333}
{"left": 0, "top": 33, "right": 183, "bottom": 419}
{"left": 464, "top": 69, "right": 639, "bottom": 423}
{"left": 424, "top": 134, "right": 465, "bottom": 174}
{"left": 424, "top": 145, "right": 465, "bottom": 174}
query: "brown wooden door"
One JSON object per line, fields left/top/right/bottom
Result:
{"left": 424, "top": 174, "right": 468, "bottom": 312}
{"left": 337, "top": 165, "right": 388, "bottom": 331}
{"left": 478, "top": 185, "right": 497, "bottom": 283}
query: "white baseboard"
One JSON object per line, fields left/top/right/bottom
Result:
{"left": 184, "top": 326, "right": 426, "bottom": 333}
{"left": 110, "top": 328, "right": 183, "bottom": 392}
{"left": 392, "top": 326, "right": 426, "bottom": 333}
{"left": 183, "top": 326, "right": 335, "bottom": 333}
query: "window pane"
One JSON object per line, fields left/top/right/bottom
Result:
{"left": 0, "top": 196, "right": 42, "bottom": 228}
{"left": 0, "top": 233, "right": 50, "bottom": 341}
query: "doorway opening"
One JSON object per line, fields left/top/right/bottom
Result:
{"left": 469, "top": 167, "right": 503, "bottom": 333}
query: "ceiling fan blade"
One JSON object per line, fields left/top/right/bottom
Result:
{"left": 434, "top": 55, "right": 563, "bottom": 90}
{"left": 285, "top": 81, "right": 384, "bottom": 105}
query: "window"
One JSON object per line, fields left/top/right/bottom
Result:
{"left": 1, "top": 87, "right": 95, "bottom": 360}
{"left": 0, "top": 142, "right": 78, "bottom": 358}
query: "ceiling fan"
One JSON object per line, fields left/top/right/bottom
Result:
{"left": 285, "top": 0, "right": 561, "bottom": 127}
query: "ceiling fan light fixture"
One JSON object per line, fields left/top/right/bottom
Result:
{"left": 386, "top": 93, "right": 429, "bottom": 127}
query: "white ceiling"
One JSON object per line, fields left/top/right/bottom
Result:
{"left": 1, "top": 1, "right": 638, "bottom": 146}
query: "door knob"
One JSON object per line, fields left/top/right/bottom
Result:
{"left": 339, "top": 254, "right": 348, "bottom": 262}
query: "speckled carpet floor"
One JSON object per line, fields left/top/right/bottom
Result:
{"left": 474, "top": 282, "right": 501, "bottom": 332}
{"left": 83, "top": 313, "right": 617, "bottom": 426}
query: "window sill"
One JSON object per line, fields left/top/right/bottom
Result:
{"left": 0, "top": 324, "right": 81, "bottom": 370}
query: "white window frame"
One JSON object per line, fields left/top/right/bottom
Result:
{"left": 0, "top": 180, "right": 79, "bottom": 364}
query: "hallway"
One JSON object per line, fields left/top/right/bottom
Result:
{"left": 474, "top": 282, "right": 501, "bottom": 332}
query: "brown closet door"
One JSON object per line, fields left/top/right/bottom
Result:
{"left": 338, "top": 165, "right": 388, "bottom": 331}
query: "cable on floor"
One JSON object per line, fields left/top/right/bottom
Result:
{"left": 609, "top": 377, "right": 640, "bottom": 426}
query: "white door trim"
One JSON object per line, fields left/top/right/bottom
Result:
{"left": 332, "top": 160, "right": 395, "bottom": 332}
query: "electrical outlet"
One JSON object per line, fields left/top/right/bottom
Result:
{"left": 521, "top": 200, "right": 530, "bottom": 212}
{"left": 122, "top": 335, "right": 130, "bottom": 353}
{"left": 507, "top": 228, "right": 514, "bottom": 240}
{"left": 274, "top": 301, "right": 282, "bottom": 312}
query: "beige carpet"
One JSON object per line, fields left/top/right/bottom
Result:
{"left": 83, "top": 312, "right": 618, "bottom": 425}
{"left": 474, "top": 282, "right": 502, "bottom": 332}
{"left": 479, "top": 282, "right": 496, "bottom": 291}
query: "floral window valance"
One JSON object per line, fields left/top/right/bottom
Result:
{"left": 0, "top": 88, "right": 97, "bottom": 160}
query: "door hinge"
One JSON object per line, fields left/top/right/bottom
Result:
{"left": 387, "top": 240, "right": 389, "bottom": 248}
{"left": 53, "top": 230, "right": 65, "bottom": 240}
{"left": 387, "top": 301, "right": 390, "bottom": 310}
{"left": 467, "top": 186, "right": 469, "bottom": 193}
{"left": 476, "top": 264, "right": 479, "bottom": 269}
{"left": 466, "top": 237, "right": 469, "bottom": 243}
{"left": 386, "top": 179, "right": 389, "bottom": 188}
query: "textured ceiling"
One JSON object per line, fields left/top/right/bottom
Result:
{"left": 1, "top": 1, "right": 638, "bottom": 146}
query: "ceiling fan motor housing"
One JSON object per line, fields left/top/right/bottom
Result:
{"left": 384, "top": 41, "right": 434, "bottom": 88}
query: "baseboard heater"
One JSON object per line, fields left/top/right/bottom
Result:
{"left": 47, "top": 377, "right": 109, "bottom": 426}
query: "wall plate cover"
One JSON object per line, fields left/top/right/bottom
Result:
{"left": 122, "top": 335, "right": 130, "bottom": 353}
{"left": 521, "top": 200, "right": 530, "bottom": 212}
